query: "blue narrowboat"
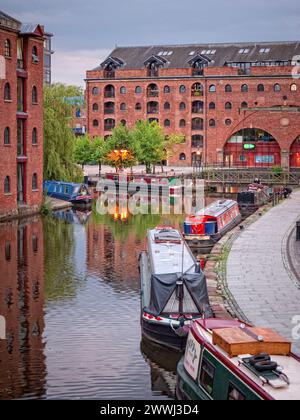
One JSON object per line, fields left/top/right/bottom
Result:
{"left": 44, "top": 180, "right": 92, "bottom": 206}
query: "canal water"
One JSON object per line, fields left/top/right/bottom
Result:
{"left": 0, "top": 193, "right": 233, "bottom": 400}
{"left": 0, "top": 206, "right": 189, "bottom": 400}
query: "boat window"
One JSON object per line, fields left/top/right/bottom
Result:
{"left": 199, "top": 357, "right": 215, "bottom": 395}
{"left": 227, "top": 383, "right": 246, "bottom": 401}
{"left": 73, "top": 186, "right": 80, "bottom": 194}
{"left": 65, "top": 186, "right": 72, "bottom": 195}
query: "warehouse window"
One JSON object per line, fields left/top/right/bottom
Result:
{"left": 4, "top": 39, "right": 11, "bottom": 57}
{"left": 4, "top": 176, "right": 11, "bottom": 194}
{"left": 4, "top": 83, "right": 11, "bottom": 100}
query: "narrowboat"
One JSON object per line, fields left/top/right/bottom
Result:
{"left": 44, "top": 180, "right": 92, "bottom": 207}
{"left": 176, "top": 318, "right": 300, "bottom": 400}
{"left": 139, "top": 227, "right": 213, "bottom": 352}
{"left": 183, "top": 200, "right": 242, "bottom": 253}
{"left": 237, "top": 183, "right": 270, "bottom": 216}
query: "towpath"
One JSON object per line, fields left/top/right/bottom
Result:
{"left": 227, "top": 190, "right": 300, "bottom": 356}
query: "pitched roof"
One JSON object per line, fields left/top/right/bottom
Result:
{"left": 94, "top": 41, "right": 300, "bottom": 70}
{"left": 20, "top": 23, "right": 44, "bottom": 37}
{"left": 0, "top": 10, "right": 21, "bottom": 31}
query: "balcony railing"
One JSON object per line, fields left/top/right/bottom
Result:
{"left": 147, "top": 69, "right": 159, "bottom": 77}
{"left": 192, "top": 106, "right": 203, "bottom": 114}
{"left": 191, "top": 90, "right": 203, "bottom": 97}
{"left": 104, "top": 91, "right": 115, "bottom": 98}
{"left": 192, "top": 141, "right": 203, "bottom": 148}
{"left": 147, "top": 107, "right": 159, "bottom": 114}
{"left": 147, "top": 90, "right": 159, "bottom": 98}
{"left": 104, "top": 123, "right": 115, "bottom": 131}
{"left": 104, "top": 108, "right": 115, "bottom": 114}
{"left": 104, "top": 70, "right": 115, "bottom": 78}
{"left": 192, "top": 69, "right": 204, "bottom": 76}
{"left": 192, "top": 124, "right": 204, "bottom": 131}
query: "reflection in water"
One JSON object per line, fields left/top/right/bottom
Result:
{"left": 0, "top": 218, "right": 46, "bottom": 400}
{"left": 0, "top": 191, "right": 226, "bottom": 399}
{"left": 141, "top": 338, "right": 181, "bottom": 399}
{"left": 0, "top": 208, "right": 186, "bottom": 399}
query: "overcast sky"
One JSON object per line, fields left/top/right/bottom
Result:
{"left": 1, "top": 0, "right": 299, "bottom": 86}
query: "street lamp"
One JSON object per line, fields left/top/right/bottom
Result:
{"left": 193, "top": 148, "right": 202, "bottom": 173}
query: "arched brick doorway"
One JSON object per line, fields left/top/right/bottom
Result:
{"left": 290, "top": 136, "right": 300, "bottom": 168}
{"left": 224, "top": 128, "right": 281, "bottom": 167}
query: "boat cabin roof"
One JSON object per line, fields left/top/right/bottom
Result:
{"left": 148, "top": 228, "right": 196, "bottom": 275}
{"left": 44, "top": 180, "right": 86, "bottom": 188}
{"left": 195, "top": 199, "right": 238, "bottom": 219}
{"left": 193, "top": 319, "right": 300, "bottom": 400}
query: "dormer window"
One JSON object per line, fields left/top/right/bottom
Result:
{"left": 101, "top": 56, "right": 124, "bottom": 79}
{"left": 188, "top": 54, "right": 211, "bottom": 76}
{"left": 144, "top": 55, "right": 167, "bottom": 77}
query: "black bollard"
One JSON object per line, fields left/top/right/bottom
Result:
{"left": 297, "top": 221, "right": 300, "bottom": 241}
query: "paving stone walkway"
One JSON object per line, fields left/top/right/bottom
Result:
{"left": 227, "top": 190, "right": 300, "bottom": 356}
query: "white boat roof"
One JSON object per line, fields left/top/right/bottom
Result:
{"left": 195, "top": 199, "right": 238, "bottom": 218}
{"left": 147, "top": 228, "right": 196, "bottom": 275}
{"left": 196, "top": 322, "right": 300, "bottom": 400}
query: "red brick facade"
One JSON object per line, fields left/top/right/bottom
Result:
{"left": 86, "top": 44, "right": 300, "bottom": 168}
{"left": 0, "top": 12, "right": 44, "bottom": 220}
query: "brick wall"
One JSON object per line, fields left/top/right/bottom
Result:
{"left": 0, "top": 24, "right": 44, "bottom": 220}
{"left": 86, "top": 65, "right": 300, "bottom": 167}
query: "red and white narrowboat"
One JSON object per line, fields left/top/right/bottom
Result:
{"left": 183, "top": 200, "right": 242, "bottom": 253}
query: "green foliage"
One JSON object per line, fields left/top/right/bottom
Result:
{"left": 272, "top": 166, "right": 283, "bottom": 176}
{"left": 40, "top": 195, "right": 52, "bottom": 216}
{"left": 44, "top": 83, "right": 84, "bottom": 182}
{"left": 74, "top": 135, "right": 93, "bottom": 168}
{"left": 91, "top": 136, "right": 106, "bottom": 163}
{"left": 132, "top": 120, "right": 165, "bottom": 173}
{"left": 163, "top": 134, "right": 186, "bottom": 160}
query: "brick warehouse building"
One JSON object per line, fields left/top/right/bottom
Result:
{"left": 86, "top": 41, "right": 300, "bottom": 168}
{"left": 0, "top": 11, "right": 44, "bottom": 220}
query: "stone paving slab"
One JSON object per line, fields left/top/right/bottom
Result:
{"left": 227, "top": 191, "right": 300, "bottom": 356}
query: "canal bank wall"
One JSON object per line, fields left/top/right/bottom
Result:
{"left": 206, "top": 191, "right": 300, "bottom": 356}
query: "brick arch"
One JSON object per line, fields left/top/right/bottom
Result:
{"left": 223, "top": 127, "right": 281, "bottom": 167}
{"left": 221, "top": 110, "right": 300, "bottom": 151}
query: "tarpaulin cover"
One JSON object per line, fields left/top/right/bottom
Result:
{"left": 146, "top": 272, "right": 211, "bottom": 316}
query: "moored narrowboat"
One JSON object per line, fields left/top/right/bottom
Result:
{"left": 237, "top": 183, "right": 271, "bottom": 216}
{"left": 176, "top": 318, "right": 300, "bottom": 400}
{"left": 44, "top": 180, "right": 92, "bottom": 207}
{"left": 139, "top": 227, "right": 213, "bottom": 352}
{"left": 183, "top": 200, "right": 242, "bottom": 253}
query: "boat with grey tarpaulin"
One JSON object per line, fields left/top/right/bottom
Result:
{"left": 139, "top": 227, "right": 212, "bottom": 352}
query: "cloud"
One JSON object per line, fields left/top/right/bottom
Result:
{"left": 52, "top": 49, "right": 110, "bottom": 87}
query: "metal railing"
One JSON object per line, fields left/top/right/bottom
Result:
{"left": 201, "top": 168, "right": 300, "bottom": 185}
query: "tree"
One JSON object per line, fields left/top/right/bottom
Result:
{"left": 105, "top": 124, "right": 137, "bottom": 171}
{"left": 90, "top": 136, "right": 106, "bottom": 175}
{"left": 74, "top": 135, "right": 92, "bottom": 170}
{"left": 44, "top": 83, "right": 83, "bottom": 182}
{"left": 132, "top": 120, "right": 164, "bottom": 174}
{"left": 161, "top": 134, "right": 186, "bottom": 171}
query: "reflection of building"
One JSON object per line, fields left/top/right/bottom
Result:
{"left": 86, "top": 222, "right": 141, "bottom": 291}
{"left": 0, "top": 217, "right": 46, "bottom": 399}
{"left": 44, "top": 32, "right": 54, "bottom": 85}
{"left": 86, "top": 42, "right": 300, "bottom": 168}
{"left": 0, "top": 10, "right": 44, "bottom": 220}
